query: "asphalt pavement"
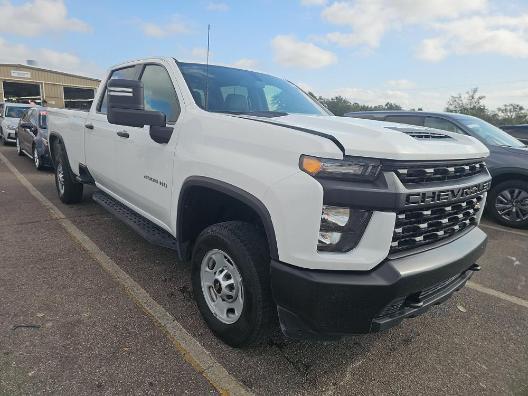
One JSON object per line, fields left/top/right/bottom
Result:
{"left": 1, "top": 144, "right": 527, "bottom": 395}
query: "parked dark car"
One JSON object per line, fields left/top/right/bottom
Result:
{"left": 345, "top": 111, "right": 528, "bottom": 228}
{"left": 500, "top": 124, "right": 528, "bottom": 145}
{"left": 15, "top": 107, "right": 52, "bottom": 170}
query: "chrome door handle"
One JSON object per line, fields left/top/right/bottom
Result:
{"left": 116, "top": 131, "right": 129, "bottom": 138}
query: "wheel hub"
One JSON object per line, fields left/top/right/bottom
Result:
{"left": 200, "top": 249, "right": 244, "bottom": 324}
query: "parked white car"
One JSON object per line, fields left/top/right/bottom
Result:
{"left": 0, "top": 102, "right": 32, "bottom": 145}
{"left": 47, "top": 57, "right": 491, "bottom": 347}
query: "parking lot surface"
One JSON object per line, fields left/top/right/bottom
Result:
{"left": 1, "top": 144, "right": 527, "bottom": 395}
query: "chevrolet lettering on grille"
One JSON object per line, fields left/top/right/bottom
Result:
{"left": 405, "top": 181, "right": 491, "bottom": 207}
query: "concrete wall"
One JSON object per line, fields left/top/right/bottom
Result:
{"left": 0, "top": 64, "right": 100, "bottom": 108}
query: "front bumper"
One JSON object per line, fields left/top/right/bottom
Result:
{"left": 271, "top": 227, "right": 487, "bottom": 340}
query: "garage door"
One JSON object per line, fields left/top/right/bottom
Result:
{"left": 2, "top": 81, "right": 42, "bottom": 104}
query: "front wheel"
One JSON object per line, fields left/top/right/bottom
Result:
{"left": 16, "top": 136, "right": 24, "bottom": 156}
{"left": 0, "top": 130, "right": 7, "bottom": 146}
{"left": 53, "top": 142, "right": 83, "bottom": 204}
{"left": 488, "top": 180, "right": 528, "bottom": 228}
{"left": 191, "top": 221, "right": 274, "bottom": 347}
{"left": 33, "top": 146, "right": 43, "bottom": 170}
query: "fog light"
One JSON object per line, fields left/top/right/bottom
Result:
{"left": 317, "top": 205, "right": 372, "bottom": 252}
{"left": 318, "top": 231, "right": 342, "bottom": 246}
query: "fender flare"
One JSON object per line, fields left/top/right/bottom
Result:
{"left": 177, "top": 176, "right": 279, "bottom": 260}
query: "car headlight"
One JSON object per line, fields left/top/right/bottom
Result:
{"left": 318, "top": 205, "right": 372, "bottom": 252}
{"left": 6, "top": 124, "right": 16, "bottom": 130}
{"left": 300, "top": 155, "right": 381, "bottom": 181}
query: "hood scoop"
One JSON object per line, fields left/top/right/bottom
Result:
{"left": 385, "top": 126, "right": 452, "bottom": 140}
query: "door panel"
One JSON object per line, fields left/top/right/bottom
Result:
{"left": 85, "top": 66, "right": 138, "bottom": 191}
{"left": 114, "top": 63, "right": 180, "bottom": 229}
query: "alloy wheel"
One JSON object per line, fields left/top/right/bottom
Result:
{"left": 495, "top": 188, "right": 528, "bottom": 223}
{"left": 34, "top": 147, "right": 40, "bottom": 168}
{"left": 56, "top": 162, "right": 65, "bottom": 195}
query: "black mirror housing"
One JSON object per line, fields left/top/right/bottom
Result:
{"left": 107, "top": 79, "right": 166, "bottom": 128}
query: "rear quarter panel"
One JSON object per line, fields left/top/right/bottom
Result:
{"left": 47, "top": 109, "right": 90, "bottom": 176}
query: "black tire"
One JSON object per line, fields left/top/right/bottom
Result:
{"left": 53, "top": 141, "right": 83, "bottom": 204}
{"left": 33, "top": 145, "right": 43, "bottom": 170}
{"left": 191, "top": 221, "right": 275, "bottom": 347}
{"left": 16, "top": 136, "right": 24, "bottom": 156}
{"left": 487, "top": 179, "right": 528, "bottom": 228}
{"left": 0, "top": 129, "right": 7, "bottom": 146}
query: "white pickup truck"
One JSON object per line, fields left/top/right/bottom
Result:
{"left": 48, "top": 57, "right": 491, "bottom": 347}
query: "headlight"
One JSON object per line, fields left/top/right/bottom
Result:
{"left": 6, "top": 124, "right": 16, "bottom": 130}
{"left": 318, "top": 205, "right": 372, "bottom": 252}
{"left": 300, "top": 155, "right": 381, "bottom": 181}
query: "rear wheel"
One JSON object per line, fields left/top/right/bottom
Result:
{"left": 191, "top": 221, "right": 274, "bottom": 347}
{"left": 53, "top": 141, "right": 83, "bottom": 204}
{"left": 488, "top": 180, "right": 528, "bottom": 228}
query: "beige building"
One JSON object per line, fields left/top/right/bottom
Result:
{"left": 0, "top": 63, "right": 100, "bottom": 110}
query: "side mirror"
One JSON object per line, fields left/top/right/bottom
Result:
{"left": 20, "top": 122, "right": 37, "bottom": 134}
{"left": 106, "top": 79, "right": 174, "bottom": 144}
{"left": 107, "top": 79, "right": 165, "bottom": 128}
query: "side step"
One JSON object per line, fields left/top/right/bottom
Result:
{"left": 92, "top": 191, "right": 180, "bottom": 252}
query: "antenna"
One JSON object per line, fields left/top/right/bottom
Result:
{"left": 205, "top": 24, "right": 211, "bottom": 110}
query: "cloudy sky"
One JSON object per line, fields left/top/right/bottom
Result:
{"left": 1, "top": 0, "right": 527, "bottom": 110}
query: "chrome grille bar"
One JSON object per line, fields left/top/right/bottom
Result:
{"left": 390, "top": 195, "right": 484, "bottom": 254}
{"left": 395, "top": 161, "right": 487, "bottom": 184}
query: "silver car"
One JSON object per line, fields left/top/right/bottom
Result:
{"left": 0, "top": 102, "right": 32, "bottom": 145}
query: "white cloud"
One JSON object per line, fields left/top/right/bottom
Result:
{"left": 141, "top": 16, "right": 189, "bottom": 38}
{"left": 321, "top": 0, "right": 488, "bottom": 48}
{"left": 0, "top": 0, "right": 89, "bottom": 36}
{"left": 231, "top": 58, "right": 258, "bottom": 69}
{"left": 386, "top": 79, "right": 415, "bottom": 89}
{"left": 0, "top": 37, "right": 102, "bottom": 78}
{"left": 191, "top": 47, "right": 208, "bottom": 61}
{"left": 271, "top": 35, "right": 337, "bottom": 69}
{"left": 301, "top": 0, "right": 327, "bottom": 6}
{"left": 207, "top": 2, "right": 229, "bottom": 12}
{"left": 417, "top": 15, "right": 528, "bottom": 62}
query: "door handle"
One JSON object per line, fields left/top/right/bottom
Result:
{"left": 116, "top": 131, "right": 130, "bottom": 138}
{"left": 85, "top": 123, "right": 94, "bottom": 130}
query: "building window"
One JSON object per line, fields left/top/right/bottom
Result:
{"left": 63, "top": 87, "right": 95, "bottom": 111}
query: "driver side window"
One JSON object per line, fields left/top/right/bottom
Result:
{"left": 140, "top": 64, "right": 181, "bottom": 123}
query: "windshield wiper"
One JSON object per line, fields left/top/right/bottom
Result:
{"left": 215, "top": 110, "right": 288, "bottom": 118}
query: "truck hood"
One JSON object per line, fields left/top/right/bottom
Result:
{"left": 248, "top": 114, "right": 489, "bottom": 161}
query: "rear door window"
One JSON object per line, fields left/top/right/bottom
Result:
{"left": 384, "top": 115, "right": 424, "bottom": 126}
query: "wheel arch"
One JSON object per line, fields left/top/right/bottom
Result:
{"left": 177, "top": 176, "right": 279, "bottom": 262}
{"left": 490, "top": 168, "right": 528, "bottom": 188}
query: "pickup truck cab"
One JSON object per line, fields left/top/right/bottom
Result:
{"left": 48, "top": 57, "right": 491, "bottom": 347}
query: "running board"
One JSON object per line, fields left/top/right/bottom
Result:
{"left": 92, "top": 191, "right": 180, "bottom": 253}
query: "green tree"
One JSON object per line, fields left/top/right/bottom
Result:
{"left": 445, "top": 88, "right": 493, "bottom": 122}
{"left": 496, "top": 103, "right": 528, "bottom": 125}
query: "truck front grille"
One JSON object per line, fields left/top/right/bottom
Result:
{"left": 390, "top": 195, "right": 484, "bottom": 254}
{"left": 394, "top": 160, "right": 486, "bottom": 185}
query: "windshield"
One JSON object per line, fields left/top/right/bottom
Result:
{"left": 454, "top": 115, "right": 526, "bottom": 148}
{"left": 178, "top": 62, "right": 328, "bottom": 116}
{"left": 5, "top": 106, "right": 30, "bottom": 118}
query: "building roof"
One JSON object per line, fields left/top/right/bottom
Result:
{"left": 0, "top": 63, "right": 100, "bottom": 82}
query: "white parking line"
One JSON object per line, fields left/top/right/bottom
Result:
{"left": 467, "top": 281, "right": 528, "bottom": 309}
{"left": 480, "top": 222, "right": 528, "bottom": 238}
{"left": 0, "top": 151, "right": 252, "bottom": 396}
